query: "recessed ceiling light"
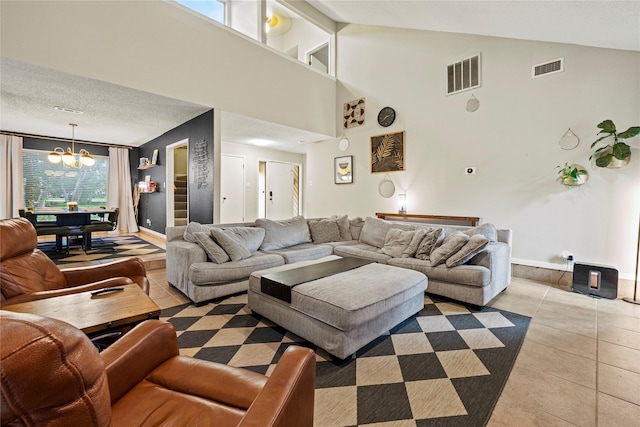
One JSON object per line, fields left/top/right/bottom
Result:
{"left": 54, "top": 106, "right": 83, "bottom": 114}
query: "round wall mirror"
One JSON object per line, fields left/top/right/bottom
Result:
{"left": 379, "top": 179, "right": 395, "bottom": 198}
{"left": 338, "top": 136, "right": 350, "bottom": 151}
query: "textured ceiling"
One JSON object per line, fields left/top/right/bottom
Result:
{"left": 0, "top": 58, "right": 211, "bottom": 147}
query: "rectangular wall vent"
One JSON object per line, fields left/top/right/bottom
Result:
{"left": 532, "top": 58, "right": 564, "bottom": 78}
{"left": 446, "top": 53, "right": 481, "bottom": 95}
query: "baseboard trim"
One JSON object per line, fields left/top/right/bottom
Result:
{"left": 138, "top": 227, "right": 166, "bottom": 240}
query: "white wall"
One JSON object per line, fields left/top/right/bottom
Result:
{"left": 305, "top": 24, "right": 640, "bottom": 278}
{"left": 222, "top": 141, "right": 305, "bottom": 221}
{"left": 0, "top": 0, "right": 335, "bottom": 138}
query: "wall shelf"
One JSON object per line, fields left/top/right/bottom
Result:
{"left": 138, "top": 164, "right": 155, "bottom": 170}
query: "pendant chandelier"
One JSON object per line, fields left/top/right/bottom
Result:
{"left": 48, "top": 123, "right": 95, "bottom": 168}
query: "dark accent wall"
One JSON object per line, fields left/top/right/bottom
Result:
{"left": 136, "top": 110, "right": 214, "bottom": 234}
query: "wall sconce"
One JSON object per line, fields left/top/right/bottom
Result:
{"left": 398, "top": 193, "right": 407, "bottom": 214}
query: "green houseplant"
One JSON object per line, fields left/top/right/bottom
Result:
{"left": 556, "top": 162, "right": 588, "bottom": 187}
{"left": 590, "top": 119, "right": 639, "bottom": 168}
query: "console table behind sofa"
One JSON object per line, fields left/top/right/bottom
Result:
{"left": 375, "top": 213, "right": 481, "bottom": 227}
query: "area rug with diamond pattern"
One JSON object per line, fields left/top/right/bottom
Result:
{"left": 39, "top": 235, "right": 164, "bottom": 265}
{"left": 161, "top": 292, "right": 530, "bottom": 427}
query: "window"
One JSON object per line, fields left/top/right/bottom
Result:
{"left": 176, "top": 0, "right": 226, "bottom": 24}
{"left": 23, "top": 150, "right": 109, "bottom": 209}
{"left": 174, "top": 0, "right": 333, "bottom": 76}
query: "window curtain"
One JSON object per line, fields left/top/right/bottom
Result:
{"left": 107, "top": 147, "right": 138, "bottom": 232}
{"left": 0, "top": 135, "right": 24, "bottom": 220}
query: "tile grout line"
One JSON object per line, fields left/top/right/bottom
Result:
{"left": 595, "top": 298, "right": 599, "bottom": 427}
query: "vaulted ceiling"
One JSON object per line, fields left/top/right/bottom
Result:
{"left": 2, "top": 1, "right": 638, "bottom": 151}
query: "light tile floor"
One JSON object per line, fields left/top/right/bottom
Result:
{"left": 59, "top": 232, "right": 640, "bottom": 426}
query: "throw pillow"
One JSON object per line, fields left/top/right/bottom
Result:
{"left": 192, "top": 231, "right": 230, "bottom": 264}
{"left": 463, "top": 223, "right": 498, "bottom": 243}
{"left": 349, "top": 217, "right": 365, "bottom": 240}
{"left": 210, "top": 228, "right": 251, "bottom": 262}
{"left": 183, "top": 221, "right": 207, "bottom": 243}
{"left": 402, "top": 227, "right": 427, "bottom": 258}
{"left": 379, "top": 228, "right": 418, "bottom": 258}
{"left": 359, "top": 216, "right": 414, "bottom": 248}
{"left": 223, "top": 227, "right": 265, "bottom": 253}
{"left": 430, "top": 231, "right": 470, "bottom": 266}
{"left": 445, "top": 234, "right": 490, "bottom": 268}
{"left": 334, "top": 214, "right": 352, "bottom": 241}
{"left": 256, "top": 216, "right": 311, "bottom": 251}
{"left": 414, "top": 228, "right": 444, "bottom": 260}
{"left": 308, "top": 219, "right": 341, "bottom": 244}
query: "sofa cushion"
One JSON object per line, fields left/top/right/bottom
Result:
{"left": 446, "top": 235, "right": 490, "bottom": 268}
{"left": 256, "top": 216, "right": 311, "bottom": 251}
{"left": 223, "top": 227, "right": 265, "bottom": 253}
{"left": 333, "top": 242, "right": 393, "bottom": 263}
{"left": 189, "top": 252, "right": 285, "bottom": 284}
{"left": 430, "top": 231, "right": 469, "bottom": 266}
{"left": 308, "top": 219, "right": 341, "bottom": 244}
{"left": 262, "top": 243, "right": 333, "bottom": 264}
{"left": 333, "top": 215, "right": 352, "bottom": 241}
{"left": 349, "top": 217, "right": 365, "bottom": 240}
{"left": 210, "top": 228, "right": 251, "bottom": 262}
{"left": 414, "top": 228, "right": 444, "bottom": 260}
{"left": 388, "top": 257, "right": 490, "bottom": 288}
{"left": 192, "top": 231, "right": 230, "bottom": 264}
{"left": 359, "top": 216, "right": 414, "bottom": 248}
{"left": 463, "top": 223, "right": 498, "bottom": 243}
{"left": 380, "top": 228, "right": 421, "bottom": 258}
{"left": 183, "top": 222, "right": 207, "bottom": 243}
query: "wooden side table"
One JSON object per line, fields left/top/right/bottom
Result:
{"left": 2, "top": 284, "right": 160, "bottom": 340}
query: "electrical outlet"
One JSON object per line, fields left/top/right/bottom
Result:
{"left": 561, "top": 250, "right": 574, "bottom": 261}
{"left": 146, "top": 219, "right": 152, "bottom": 226}
{"left": 465, "top": 167, "right": 476, "bottom": 175}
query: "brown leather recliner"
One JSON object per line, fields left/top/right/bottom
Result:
{"left": 0, "top": 217, "right": 149, "bottom": 305}
{"left": 0, "top": 311, "right": 316, "bottom": 426}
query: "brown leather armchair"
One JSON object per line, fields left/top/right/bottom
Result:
{"left": 0, "top": 217, "right": 149, "bottom": 305}
{"left": 0, "top": 311, "right": 316, "bottom": 426}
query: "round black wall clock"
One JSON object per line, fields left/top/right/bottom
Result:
{"left": 377, "top": 107, "right": 396, "bottom": 127}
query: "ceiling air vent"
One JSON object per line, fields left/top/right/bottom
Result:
{"left": 532, "top": 58, "right": 564, "bottom": 78}
{"left": 446, "top": 53, "right": 481, "bottom": 95}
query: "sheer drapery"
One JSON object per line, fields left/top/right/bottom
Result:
{"left": 108, "top": 147, "right": 138, "bottom": 232}
{"left": 0, "top": 135, "right": 24, "bottom": 219}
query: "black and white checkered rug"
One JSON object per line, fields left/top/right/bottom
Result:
{"left": 161, "top": 293, "right": 530, "bottom": 426}
{"left": 39, "top": 235, "right": 164, "bottom": 265}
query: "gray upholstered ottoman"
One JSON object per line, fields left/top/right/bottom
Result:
{"left": 248, "top": 256, "right": 428, "bottom": 359}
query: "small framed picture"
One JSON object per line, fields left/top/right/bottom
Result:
{"left": 334, "top": 155, "right": 353, "bottom": 184}
{"left": 152, "top": 149, "right": 159, "bottom": 165}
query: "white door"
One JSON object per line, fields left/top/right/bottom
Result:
{"left": 266, "top": 161, "right": 294, "bottom": 220}
{"left": 220, "top": 154, "right": 245, "bottom": 223}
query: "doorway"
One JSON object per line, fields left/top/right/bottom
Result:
{"left": 307, "top": 42, "right": 329, "bottom": 73}
{"left": 220, "top": 154, "right": 245, "bottom": 223}
{"left": 259, "top": 160, "right": 301, "bottom": 220}
{"left": 166, "top": 139, "right": 188, "bottom": 227}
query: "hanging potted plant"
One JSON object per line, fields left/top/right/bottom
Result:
{"left": 556, "top": 162, "right": 588, "bottom": 187}
{"left": 589, "top": 119, "right": 639, "bottom": 168}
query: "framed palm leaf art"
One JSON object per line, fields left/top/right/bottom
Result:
{"left": 335, "top": 155, "right": 353, "bottom": 184}
{"left": 371, "top": 131, "right": 405, "bottom": 173}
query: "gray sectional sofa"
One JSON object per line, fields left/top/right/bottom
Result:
{"left": 165, "top": 215, "right": 512, "bottom": 306}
